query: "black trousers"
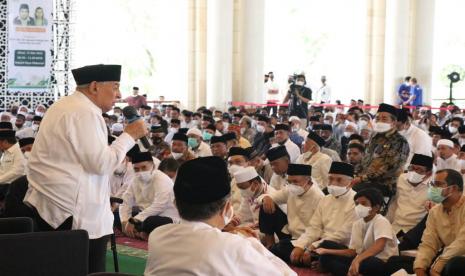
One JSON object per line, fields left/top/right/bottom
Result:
{"left": 4, "top": 176, "right": 33, "bottom": 218}
{"left": 32, "top": 209, "right": 109, "bottom": 273}
{"left": 258, "top": 204, "right": 291, "bottom": 240}
{"left": 141, "top": 215, "right": 172, "bottom": 234}
{"left": 386, "top": 255, "right": 465, "bottom": 276}
{"left": 320, "top": 251, "right": 388, "bottom": 276}
{"left": 398, "top": 215, "right": 428, "bottom": 251}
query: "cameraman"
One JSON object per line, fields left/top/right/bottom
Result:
{"left": 283, "top": 74, "right": 312, "bottom": 128}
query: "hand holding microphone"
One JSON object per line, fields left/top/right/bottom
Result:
{"left": 122, "top": 106, "right": 150, "bottom": 148}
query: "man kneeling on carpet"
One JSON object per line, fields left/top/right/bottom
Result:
{"left": 119, "top": 151, "right": 179, "bottom": 240}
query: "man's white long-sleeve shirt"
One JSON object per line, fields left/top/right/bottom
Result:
{"left": 0, "top": 142, "right": 26, "bottom": 184}
{"left": 25, "top": 91, "right": 135, "bottom": 239}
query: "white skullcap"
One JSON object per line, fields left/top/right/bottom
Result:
{"left": 437, "top": 139, "right": 454, "bottom": 148}
{"left": 187, "top": 128, "right": 202, "bottom": 137}
{"left": 111, "top": 123, "right": 124, "bottom": 132}
{"left": 289, "top": 116, "right": 301, "bottom": 122}
{"left": 234, "top": 166, "right": 259, "bottom": 184}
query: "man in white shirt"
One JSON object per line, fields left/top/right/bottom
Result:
{"left": 24, "top": 64, "right": 147, "bottom": 273}
{"left": 296, "top": 131, "right": 332, "bottom": 191}
{"left": 266, "top": 145, "right": 290, "bottom": 191}
{"left": 388, "top": 154, "right": 433, "bottom": 238}
{"left": 274, "top": 123, "right": 301, "bottom": 163}
{"left": 397, "top": 109, "right": 433, "bottom": 168}
{"left": 145, "top": 156, "right": 297, "bottom": 276}
{"left": 13, "top": 113, "right": 26, "bottom": 131}
{"left": 180, "top": 110, "right": 197, "bottom": 129}
{"left": 229, "top": 166, "right": 278, "bottom": 231}
{"left": 289, "top": 116, "right": 309, "bottom": 141}
{"left": 436, "top": 139, "right": 463, "bottom": 172}
{"left": 265, "top": 72, "right": 280, "bottom": 116}
{"left": 120, "top": 152, "right": 179, "bottom": 239}
{"left": 0, "top": 129, "right": 27, "bottom": 210}
{"left": 316, "top": 76, "right": 331, "bottom": 103}
{"left": 259, "top": 164, "right": 324, "bottom": 261}
{"left": 16, "top": 115, "right": 42, "bottom": 139}
{"left": 227, "top": 147, "right": 252, "bottom": 212}
{"left": 292, "top": 162, "right": 358, "bottom": 266}
{"left": 187, "top": 128, "right": 212, "bottom": 158}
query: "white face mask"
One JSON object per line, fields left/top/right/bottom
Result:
{"left": 323, "top": 120, "right": 331, "bottom": 125}
{"left": 449, "top": 126, "right": 458, "bottom": 134}
{"left": 358, "top": 120, "right": 368, "bottom": 128}
{"left": 31, "top": 124, "right": 39, "bottom": 131}
{"left": 256, "top": 125, "right": 265, "bottom": 133}
{"left": 169, "top": 127, "right": 178, "bottom": 133}
{"left": 292, "top": 126, "right": 300, "bottom": 132}
{"left": 373, "top": 122, "right": 392, "bottom": 133}
{"left": 296, "top": 81, "right": 305, "bottom": 86}
{"left": 223, "top": 205, "right": 234, "bottom": 226}
{"left": 228, "top": 164, "right": 242, "bottom": 176}
{"left": 172, "top": 152, "right": 183, "bottom": 160}
{"left": 223, "top": 122, "right": 229, "bottom": 130}
{"left": 287, "top": 184, "right": 306, "bottom": 196}
{"left": 398, "top": 129, "right": 407, "bottom": 136}
{"left": 240, "top": 128, "right": 246, "bottom": 135}
{"left": 240, "top": 185, "right": 256, "bottom": 198}
{"left": 136, "top": 170, "right": 152, "bottom": 183}
{"left": 327, "top": 184, "right": 349, "bottom": 197}
{"left": 35, "top": 111, "right": 44, "bottom": 117}
{"left": 355, "top": 204, "right": 372, "bottom": 219}
{"left": 407, "top": 171, "right": 426, "bottom": 184}
{"left": 192, "top": 120, "right": 199, "bottom": 126}
{"left": 343, "top": 131, "right": 353, "bottom": 138}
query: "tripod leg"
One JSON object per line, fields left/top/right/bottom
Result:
{"left": 110, "top": 233, "right": 119, "bottom": 272}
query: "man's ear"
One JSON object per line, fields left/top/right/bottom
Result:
{"left": 88, "top": 81, "right": 98, "bottom": 95}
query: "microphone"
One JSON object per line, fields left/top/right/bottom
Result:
{"left": 122, "top": 106, "right": 151, "bottom": 149}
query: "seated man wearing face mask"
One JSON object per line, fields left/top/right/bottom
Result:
{"left": 352, "top": 103, "right": 410, "bottom": 200}
{"left": 274, "top": 123, "right": 301, "bottom": 163}
{"left": 164, "top": 118, "right": 181, "bottom": 144}
{"left": 145, "top": 157, "right": 297, "bottom": 276}
{"left": 296, "top": 131, "right": 332, "bottom": 191}
{"left": 16, "top": 116, "right": 42, "bottom": 139}
{"left": 436, "top": 139, "right": 463, "bottom": 172}
{"left": 288, "top": 116, "right": 308, "bottom": 147}
{"left": 227, "top": 166, "right": 279, "bottom": 232}
{"left": 210, "top": 135, "right": 229, "bottom": 160}
{"left": 253, "top": 115, "right": 274, "bottom": 155}
{"left": 258, "top": 163, "right": 324, "bottom": 258}
{"left": 187, "top": 128, "right": 212, "bottom": 158}
{"left": 228, "top": 147, "right": 252, "bottom": 212}
{"left": 387, "top": 154, "right": 432, "bottom": 239}
{"left": 249, "top": 149, "right": 273, "bottom": 184}
{"left": 317, "top": 123, "right": 342, "bottom": 156}
{"left": 266, "top": 146, "right": 291, "bottom": 191}
{"left": 120, "top": 152, "right": 179, "bottom": 239}
{"left": 170, "top": 132, "right": 195, "bottom": 164}
{"left": 292, "top": 162, "right": 357, "bottom": 267}
{"left": 396, "top": 109, "right": 432, "bottom": 170}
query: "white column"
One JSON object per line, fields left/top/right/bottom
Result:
{"left": 364, "top": 0, "right": 386, "bottom": 106}
{"left": 411, "top": 0, "right": 436, "bottom": 105}
{"left": 206, "top": 0, "right": 233, "bottom": 110}
{"left": 383, "top": 0, "right": 411, "bottom": 104}
{"left": 238, "top": 0, "right": 265, "bottom": 104}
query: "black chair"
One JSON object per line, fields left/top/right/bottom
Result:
{"left": 0, "top": 217, "right": 33, "bottom": 234}
{"left": 0, "top": 230, "right": 89, "bottom": 276}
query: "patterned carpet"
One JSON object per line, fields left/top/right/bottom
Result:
{"left": 107, "top": 235, "right": 328, "bottom": 276}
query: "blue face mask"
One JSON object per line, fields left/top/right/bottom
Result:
{"left": 188, "top": 137, "right": 199, "bottom": 149}
{"left": 203, "top": 132, "right": 213, "bottom": 141}
{"left": 427, "top": 185, "right": 448, "bottom": 204}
